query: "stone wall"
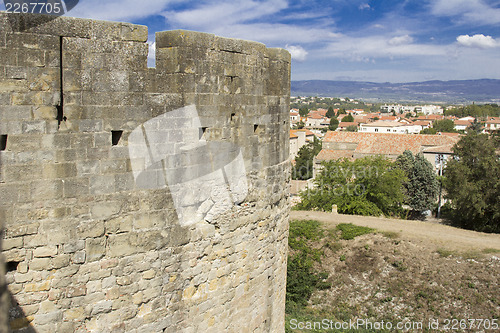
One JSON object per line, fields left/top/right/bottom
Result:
{"left": 0, "top": 13, "right": 290, "bottom": 332}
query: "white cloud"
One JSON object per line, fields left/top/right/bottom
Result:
{"left": 286, "top": 45, "right": 308, "bottom": 62}
{"left": 388, "top": 35, "right": 413, "bottom": 46}
{"left": 318, "top": 34, "right": 445, "bottom": 61}
{"left": 213, "top": 23, "right": 341, "bottom": 44}
{"left": 430, "top": 0, "right": 500, "bottom": 25}
{"left": 359, "top": 3, "right": 371, "bottom": 10}
{"left": 456, "top": 34, "right": 499, "bottom": 48}
{"left": 68, "top": 0, "right": 177, "bottom": 21}
{"left": 163, "top": 0, "right": 288, "bottom": 30}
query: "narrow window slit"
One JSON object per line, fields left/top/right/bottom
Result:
{"left": 0, "top": 135, "right": 7, "bottom": 151}
{"left": 56, "top": 36, "right": 65, "bottom": 126}
{"left": 230, "top": 113, "right": 236, "bottom": 121}
{"left": 254, "top": 124, "right": 259, "bottom": 133}
{"left": 112, "top": 130, "right": 123, "bottom": 146}
{"left": 6, "top": 261, "right": 19, "bottom": 272}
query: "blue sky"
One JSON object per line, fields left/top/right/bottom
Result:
{"left": 4, "top": 0, "right": 500, "bottom": 82}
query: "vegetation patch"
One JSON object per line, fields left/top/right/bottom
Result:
{"left": 336, "top": 223, "right": 374, "bottom": 240}
{"left": 287, "top": 220, "right": 331, "bottom": 308}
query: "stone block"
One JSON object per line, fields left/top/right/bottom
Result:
{"left": 4, "top": 248, "right": 26, "bottom": 262}
{"left": 72, "top": 251, "right": 86, "bottom": 264}
{"left": 65, "top": 285, "right": 86, "bottom": 298}
{"left": 121, "top": 23, "right": 148, "bottom": 42}
{"left": 91, "top": 300, "right": 112, "bottom": 315}
{"left": 2, "top": 237, "right": 23, "bottom": 250}
{"left": 62, "top": 240, "right": 85, "bottom": 254}
{"left": 77, "top": 220, "right": 104, "bottom": 238}
{"left": 24, "top": 280, "right": 51, "bottom": 292}
{"left": 107, "top": 233, "right": 137, "bottom": 257}
{"left": 64, "top": 307, "right": 85, "bottom": 321}
{"left": 85, "top": 237, "right": 105, "bottom": 262}
{"left": 29, "top": 257, "right": 51, "bottom": 271}
{"left": 33, "top": 246, "right": 58, "bottom": 258}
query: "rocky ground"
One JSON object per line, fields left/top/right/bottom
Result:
{"left": 288, "top": 211, "right": 500, "bottom": 332}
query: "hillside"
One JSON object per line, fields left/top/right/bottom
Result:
{"left": 286, "top": 212, "right": 500, "bottom": 332}
{"left": 291, "top": 79, "right": 500, "bottom": 103}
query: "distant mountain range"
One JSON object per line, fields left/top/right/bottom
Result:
{"left": 291, "top": 79, "right": 500, "bottom": 103}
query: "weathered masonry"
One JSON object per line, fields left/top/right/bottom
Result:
{"left": 0, "top": 13, "right": 290, "bottom": 332}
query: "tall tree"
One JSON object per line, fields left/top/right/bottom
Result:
{"left": 443, "top": 133, "right": 500, "bottom": 232}
{"left": 292, "top": 137, "right": 322, "bottom": 180}
{"left": 329, "top": 117, "right": 339, "bottom": 131}
{"left": 342, "top": 114, "right": 354, "bottom": 122}
{"left": 299, "top": 107, "right": 308, "bottom": 117}
{"left": 396, "top": 150, "right": 439, "bottom": 214}
{"left": 326, "top": 106, "right": 335, "bottom": 118}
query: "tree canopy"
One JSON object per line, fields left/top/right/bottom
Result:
{"left": 396, "top": 150, "right": 439, "bottom": 214}
{"left": 443, "top": 132, "right": 500, "bottom": 233}
{"left": 445, "top": 103, "right": 500, "bottom": 118}
{"left": 326, "top": 106, "right": 335, "bottom": 118}
{"left": 433, "top": 119, "right": 456, "bottom": 133}
{"left": 292, "top": 137, "right": 322, "bottom": 180}
{"left": 297, "top": 157, "right": 406, "bottom": 217}
{"left": 329, "top": 117, "right": 339, "bottom": 131}
{"left": 342, "top": 114, "right": 354, "bottom": 122}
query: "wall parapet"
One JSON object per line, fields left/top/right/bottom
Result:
{"left": 0, "top": 12, "right": 290, "bottom": 333}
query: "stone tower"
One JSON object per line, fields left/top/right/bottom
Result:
{"left": 0, "top": 13, "right": 290, "bottom": 332}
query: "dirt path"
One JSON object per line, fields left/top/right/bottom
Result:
{"left": 291, "top": 210, "right": 500, "bottom": 252}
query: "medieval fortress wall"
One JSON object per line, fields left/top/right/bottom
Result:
{"left": 0, "top": 13, "right": 290, "bottom": 332}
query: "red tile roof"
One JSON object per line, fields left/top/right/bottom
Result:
{"left": 422, "top": 144, "right": 455, "bottom": 154}
{"left": 308, "top": 114, "right": 324, "bottom": 119}
{"left": 486, "top": 117, "right": 500, "bottom": 124}
{"left": 454, "top": 120, "right": 472, "bottom": 126}
{"left": 338, "top": 122, "right": 357, "bottom": 128}
{"left": 322, "top": 131, "right": 459, "bottom": 157}
{"left": 316, "top": 149, "right": 354, "bottom": 161}
{"left": 412, "top": 120, "right": 433, "bottom": 126}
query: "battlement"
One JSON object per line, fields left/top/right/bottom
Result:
{"left": 0, "top": 13, "right": 290, "bottom": 332}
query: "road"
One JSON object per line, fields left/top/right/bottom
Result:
{"left": 291, "top": 210, "right": 500, "bottom": 252}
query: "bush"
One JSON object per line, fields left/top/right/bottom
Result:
{"left": 336, "top": 223, "right": 375, "bottom": 240}
{"left": 286, "top": 220, "right": 331, "bottom": 308}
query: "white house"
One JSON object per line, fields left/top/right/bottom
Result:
{"left": 454, "top": 120, "right": 472, "bottom": 131}
{"left": 359, "top": 120, "right": 421, "bottom": 134}
{"left": 484, "top": 117, "right": 500, "bottom": 133}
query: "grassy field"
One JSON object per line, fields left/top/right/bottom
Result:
{"left": 285, "top": 219, "right": 500, "bottom": 332}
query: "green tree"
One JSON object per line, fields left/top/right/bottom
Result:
{"left": 329, "top": 117, "right": 339, "bottom": 131}
{"left": 433, "top": 119, "right": 456, "bottom": 133}
{"left": 297, "top": 157, "right": 406, "bottom": 217}
{"left": 296, "top": 121, "right": 304, "bottom": 129}
{"left": 326, "top": 106, "right": 335, "bottom": 118}
{"left": 346, "top": 125, "right": 358, "bottom": 132}
{"left": 342, "top": 113, "right": 354, "bottom": 122}
{"left": 299, "top": 107, "right": 308, "bottom": 117}
{"left": 443, "top": 133, "right": 500, "bottom": 232}
{"left": 420, "top": 128, "right": 437, "bottom": 135}
{"left": 467, "top": 119, "right": 483, "bottom": 133}
{"left": 396, "top": 150, "right": 439, "bottom": 214}
{"left": 292, "top": 137, "right": 322, "bottom": 180}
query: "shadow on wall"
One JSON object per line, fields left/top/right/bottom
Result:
{"left": 7, "top": 291, "right": 37, "bottom": 332}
